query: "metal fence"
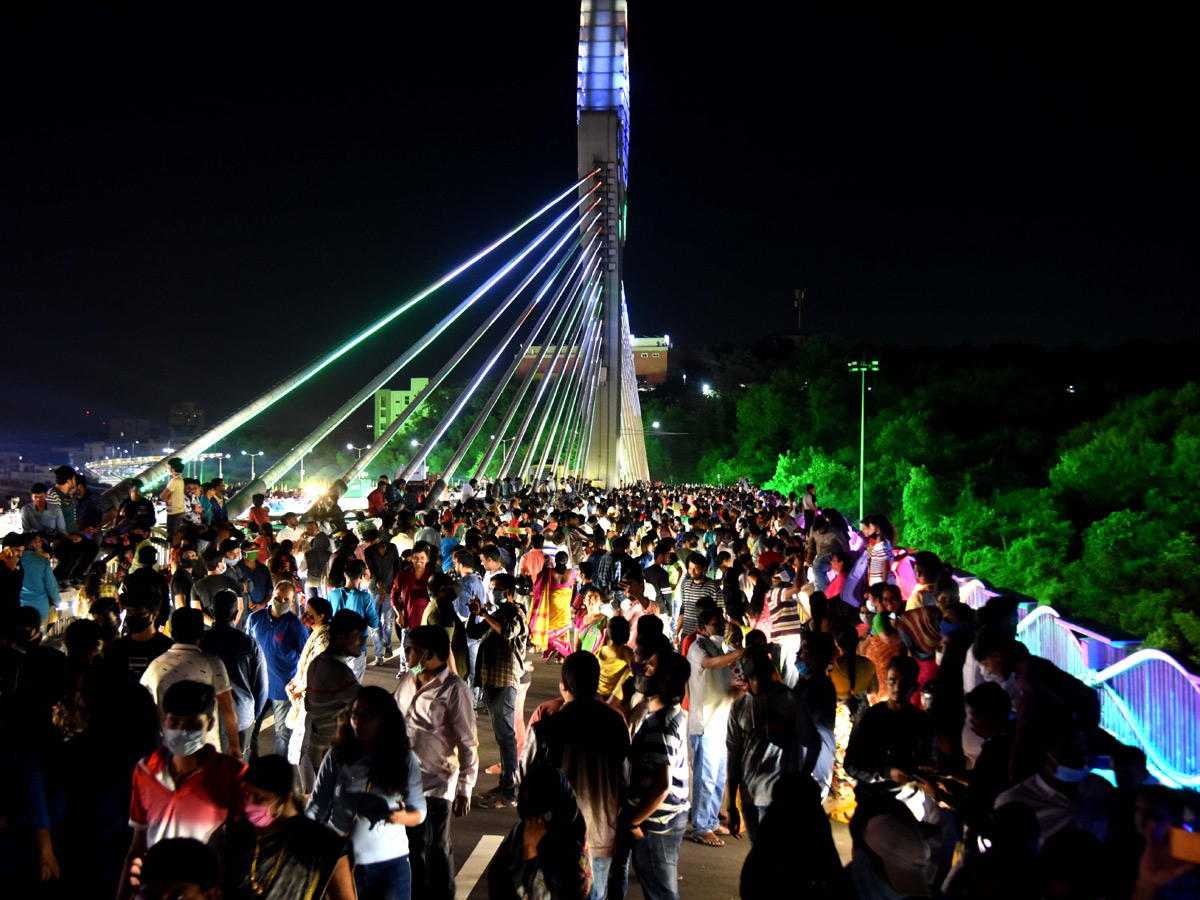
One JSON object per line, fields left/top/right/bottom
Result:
{"left": 1017, "top": 605, "right": 1200, "bottom": 787}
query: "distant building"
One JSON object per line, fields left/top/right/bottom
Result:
{"left": 513, "top": 346, "right": 584, "bottom": 380}
{"left": 168, "top": 402, "right": 206, "bottom": 436}
{"left": 631, "top": 336, "right": 669, "bottom": 385}
{"left": 373, "top": 378, "right": 430, "bottom": 439}
{"left": 109, "top": 418, "right": 156, "bottom": 442}
{"left": 513, "top": 336, "right": 668, "bottom": 385}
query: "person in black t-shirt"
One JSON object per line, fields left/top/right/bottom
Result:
{"left": 122, "top": 546, "right": 171, "bottom": 626}
{"left": 105, "top": 589, "right": 174, "bottom": 681}
{"left": 170, "top": 544, "right": 199, "bottom": 612}
{"left": 116, "top": 481, "right": 157, "bottom": 533}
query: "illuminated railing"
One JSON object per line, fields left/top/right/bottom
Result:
{"left": 890, "top": 550, "right": 1199, "bottom": 786}
{"left": 1015, "top": 606, "right": 1200, "bottom": 787}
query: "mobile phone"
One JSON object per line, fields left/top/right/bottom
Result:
{"left": 1171, "top": 825, "right": 1200, "bottom": 864}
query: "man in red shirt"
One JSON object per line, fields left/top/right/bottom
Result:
{"left": 367, "top": 477, "right": 389, "bottom": 517}
{"left": 118, "top": 680, "right": 245, "bottom": 900}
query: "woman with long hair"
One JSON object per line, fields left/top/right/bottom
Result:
{"left": 286, "top": 595, "right": 334, "bottom": 786}
{"left": 225, "top": 755, "right": 355, "bottom": 899}
{"left": 307, "top": 686, "right": 426, "bottom": 900}
{"left": 541, "top": 550, "right": 576, "bottom": 661}
{"left": 860, "top": 514, "right": 896, "bottom": 587}
{"left": 269, "top": 540, "right": 298, "bottom": 580}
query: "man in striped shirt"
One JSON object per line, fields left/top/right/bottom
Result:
{"left": 672, "top": 552, "right": 724, "bottom": 647}
{"left": 609, "top": 649, "right": 692, "bottom": 900}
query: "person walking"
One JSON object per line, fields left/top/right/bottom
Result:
{"left": 307, "top": 685, "right": 427, "bottom": 900}
{"left": 395, "top": 625, "right": 478, "bottom": 900}
{"left": 466, "top": 572, "right": 528, "bottom": 807}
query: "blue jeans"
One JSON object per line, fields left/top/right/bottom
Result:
{"left": 624, "top": 812, "right": 686, "bottom": 900}
{"left": 355, "top": 855, "right": 410, "bottom": 900}
{"left": 812, "top": 554, "right": 833, "bottom": 592}
{"left": 372, "top": 602, "right": 396, "bottom": 660}
{"left": 485, "top": 685, "right": 519, "bottom": 800}
{"left": 590, "top": 855, "right": 613, "bottom": 900}
{"left": 688, "top": 731, "right": 726, "bottom": 834}
{"left": 248, "top": 698, "right": 293, "bottom": 759}
{"left": 466, "top": 638, "right": 482, "bottom": 702}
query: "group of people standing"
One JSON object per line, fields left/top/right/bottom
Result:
{"left": 2, "top": 470, "right": 1195, "bottom": 900}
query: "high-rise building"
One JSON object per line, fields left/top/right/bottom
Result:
{"left": 373, "top": 378, "right": 430, "bottom": 439}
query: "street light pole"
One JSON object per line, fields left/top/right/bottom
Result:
{"left": 241, "top": 449, "right": 264, "bottom": 481}
{"left": 847, "top": 359, "right": 880, "bottom": 522}
{"left": 346, "top": 443, "right": 366, "bottom": 461}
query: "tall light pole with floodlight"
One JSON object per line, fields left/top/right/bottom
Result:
{"left": 240, "top": 449, "right": 264, "bottom": 481}
{"left": 847, "top": 359, "right": 880, "bottom": 522}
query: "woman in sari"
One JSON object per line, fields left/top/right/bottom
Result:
{"left": 574, "top": 584, "right": 609, "bottom": 656}
{"left": 286, "top": 596, "right": 333, "bottom": 790}
{"left": 541, "top": 551, "right": 576, "bottom": 661}
{"left": 523, "top": 534, "right": 554, "bottom": 654}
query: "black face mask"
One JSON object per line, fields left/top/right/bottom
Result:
{"left": 124, "top": 615, "right": 152, "bottom": 635}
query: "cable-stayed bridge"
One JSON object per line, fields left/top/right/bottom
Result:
{"left": 104, "top": 1, "right": 645, "bottom": 515}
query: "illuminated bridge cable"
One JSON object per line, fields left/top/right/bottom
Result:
{"left": 573, "top": 343, "right": 605, "bottom": 481}
{"left": 490, "top": 256, "right": 601, "bottom": 481}
{"left": 111, "top": 170, "right": 601, "bottom": 500}
{"left": 515, "top": 279, "right": 603, "bottom": 481}
{"left": 469, "top": 245, "right": 600, "bottom": 482}
{"left": 329, "top": 195, "right": 602, "bottom": 494}
{"left": 462, "top": 239, "right": 600, "bottom": 482}
{"left": 516, "top": 278, "right": 603, "bottom": 483}
{"left": 393, "top": 212, "right": 601, "bottom": 485}
{"left": 498, "top": 269, "right": 600, "bottom": 481}
{"left": 537, "top": 311, "right": 601, "bottom": 481}
{"left": 557, "top": 311, "right": 603, "bottom": 478}
{"left": 438, "top": 231, "right": 602, "bottom": 486}
{"left": 227, "top": 208, "right": 597, "bottom": 518}
{"left": 520, "top": 289, "right": 602, "bottom": 482}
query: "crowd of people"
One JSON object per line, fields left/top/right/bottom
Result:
{"left": 1, "top": 461, "right": 1196, "bottom": 900}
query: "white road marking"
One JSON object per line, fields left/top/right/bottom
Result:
{"left": 455, "top": 834, "right": 504, "bottom": 898}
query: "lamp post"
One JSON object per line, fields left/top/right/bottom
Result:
{"left": 240, "top": 449, "right": 264, "bottom": 480}
{"left": 218, "top": 453, "right": 230, "bottom": 480}
{"left": 847, "top": 359, "right": 880, "bottom": 522}
{"left": 346, "top": 443, "right": 367, "bottom": 461}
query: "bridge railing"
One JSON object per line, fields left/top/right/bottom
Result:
{"left": 893, "top": 550, "right": 1199, "bottom": 785}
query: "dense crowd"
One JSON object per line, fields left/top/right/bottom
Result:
{"left": 1, "top": 459, "right": 1196, "bottom": 900}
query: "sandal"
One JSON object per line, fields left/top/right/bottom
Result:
{"left": 690, "top": 831, "right": 725, "bottom": 847}
{"left": 713, "top": 825, "right": 731, "bottom": 835}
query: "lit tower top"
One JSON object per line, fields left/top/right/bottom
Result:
{"left": 577, "top": 1, "right": 629, "bottom": 191}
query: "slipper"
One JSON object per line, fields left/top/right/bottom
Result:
{"left": 690, "top": 832, "right": 725, "bottom": 847}
{"left": 713, "top": 825, "right": 731, "bottom": 835}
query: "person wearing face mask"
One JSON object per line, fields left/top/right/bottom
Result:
{"left": 141, "top": 608, "right": 243, "bottom": 759}
{"left": 993, "top": 739, "right": 1113, "bottom": 846}
{"left": 302, "top": 610, "right": 368, "bottom": 791}
{"left": 247, "top": 582, "right": 309, "bottom": 758}
{"left": 118, "top": 680, "right": 247, "bottom": 900}
{"left": 104, "top": 589, "right": 174, "bottom": 682}
{"left": 223, "top": 755, "right": 356, "bottom": 900}
{"left": 395, "top": 626, "right": 478, "bottom": 900}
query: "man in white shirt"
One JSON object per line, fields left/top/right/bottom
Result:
{"left": 276, "top": 511, "right": 305, "bottom": 546}
{"left": 685, "top": 608, "right": 743, "bottom": 847}
{"left": 140, "top": 607, "right": 242, "bottom": 758}
{"left": 395, "top": 625, "right": 478, "bottom": 900}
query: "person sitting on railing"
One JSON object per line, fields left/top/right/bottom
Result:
{"left": 973, "top": 626, "right": 1103, "bottom": 784}
{"left": 993, "top": 738, "right": 1113, "bottom": 846}
{"left": 907, "top": 550, "right": 954, "bottom": 610}
{"left": 881, "top": 584, "right": 942, "bottom": 706}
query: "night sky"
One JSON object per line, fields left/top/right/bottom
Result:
{"left": 4, "top": 3, "right": 1196, "bottom": 446}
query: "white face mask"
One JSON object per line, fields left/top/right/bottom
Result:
{"left": 164, "top": 727, "right": 206, "bottom": 757}
{"left": 866, "top": 600, "right": 877, "bottom": 614}
{"left": 1051, "top": 761, "right": 1090, "bottom": 783}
